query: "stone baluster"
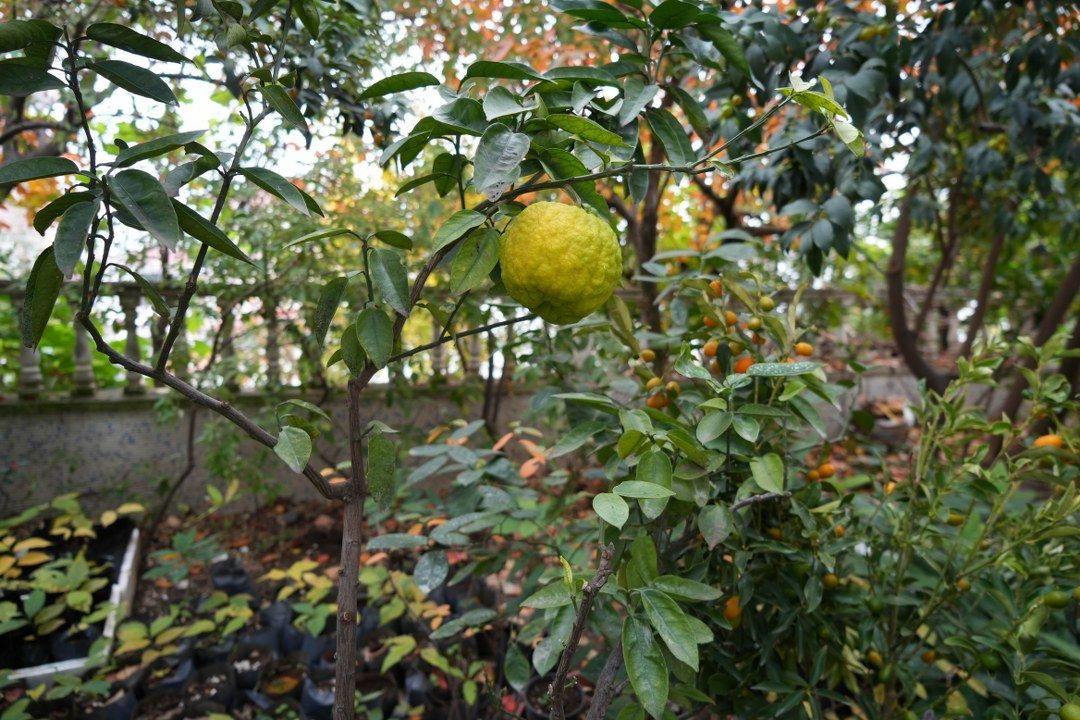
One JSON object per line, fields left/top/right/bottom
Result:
{"left": 12, "top": 293, "right": 43, "bottom": 400}
{"left": 118, "top": 288, "right": 145, "bottom": 396}
{"left": 218, "top": 299, "right": 239, "bottom": 392}
{"left": 71, "top": 311, "right": 96, "bottom": 397}
{"left": 431, "top": 322, "right": 445, "bottom": 376}
{"left": 171, "top": 320, "right": 190, "bottom": 383}
{"left": 466, "top": 333, "right": 482, "bottom": 375}
{"left": 264, "top": 295, "right": 281, "bottom": 389}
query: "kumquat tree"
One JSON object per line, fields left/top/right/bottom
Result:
{"left": 0, "top": 1, "right": 1077, "bottom": 720}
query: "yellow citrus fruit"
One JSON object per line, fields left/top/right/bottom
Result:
{"left": 1034, "top": 434, "right": 1063, "bottom": 449}
{"left": 645, "top": 377, "right": 662, "bottom": 391}
{"left": 759, "top": 296, "right": 776, "bottom": 311}
{"left": 867, "top": 649, "right": 883, "bottom": 667}
{"left": 723, "top": 595, "right": 742, "bottom": 622}
{"left": 499, "top": 202, "right": 621, "bottom": 324}
{"left": 646, "top": 394, "right": 669, "bottom": 409}
{"left": 709, "top": 279, "right": 723, "bottom": 296}
{"left": 703, "top": 339, "right": 719, "bottom": 357}
{"left": 728, "top": 341, "right": 744, "bottom": 355}
{"left": 822, "top": 573, "right": 839, "bottom": 589}
{"left": 817, "top": 462, "right": 836, "bottom": 479}
{"left": 665, "top": 381, "right": 681, "bottom": 395}
{"left": 955, "top": 578, "right": 970, "bottom": 591}
{"left": 1061, "top": 702, "right": 1080, "bottom": 720}
{"left": 733, "top": 356, "right": 755, "bottom": 374}
{"left": 795, "top": 342, "right": 813, "bottom": 357}
{"left": 640, "top": 349, "right": 656, "bottom": 362}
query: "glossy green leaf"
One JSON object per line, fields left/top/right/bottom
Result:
{"left": 613, "top": 481, "right": 675, "bottom": 499}
{"left": 274, "top": 426, "right": 311, "bottom": 473}
{"left": 622, "top": 615, "right": 668, "bottom": 719}
{"left": 359, "top": 71, "right": 440, "bottom": 100}
{"left": 240, "top": 166, "right": 311, "bottom": 216}
{"left": 111, "top": 264, "right": 170, "bottom": 318}
{"left": 367, "top": 431, "right": 397, "bottom": 509}
{"left": 260, "top": 83, "right": 309, "bottom": 133}
{"left": 86, "top": 23, "right": 190, "bottom": 63}
{"left": 749, "top": 452, "right": 784, "bottom": 494}
{"left": 646, "top": 109, "right": 695, "bottom": 167}
{"left": 649, "top": 0, "right": 700, "bottom": 28}
{"left": 312, "top": 276, "right": 347, "bottom": 346}
{"left": 366, "top": 533, "right": 428, "bottom": 551}
{"left": 650, "top": 575, "right": 721, "bottom": 602}
{"left": 356, "top": 307, "right": 394, "bottom": 368}
{"left": 503, "top": 642, "right": 530, "bottom": 693}
{"left": 483, "top": 85, "right": 534, "bottom": 120}
{"left": 341, "top": 323, "right": 366, "bottom": 375}
{"left": 450, "top": 227, "right": 499, "bottom": 295}
{"left": 0, "top": 19, "right": 59, "bottom": 53}
{"left": 372, "top": 230, "right": 413, "bottom": 249}
{"left": 114, "top": 130, "right": 206, "bottom": 167}
{"left": 546, "top": 113, "right": 628, "bottom": 147}
{"left": 745, "top": 361, "right": 817, "bottom": 377}
{"left": 53, "top": 199, "right": 99, "bottom": 277}
{"left": 21, "top": 247, "right": 63, "bottom": 348}
{"left": 472, "top": 123, "right": 530, "bottom": 199}
{"left": 34, "top": 191, "right": 96, "bottom": 235}
{"left": 414, "top": 550, "right": 449, "bottom": 595}
{"left": 618, "top": 77, "right": 659, "bottom": 126}
{"left": 465, "top": 60, "right": 545, "bottom": 82}
{"left": 172, "top": 200, "right": 253, "bottom": 264}
{"left": 432, "top": 209, "right": 486, "bottom": 252}
{"left": 0, "top": 156, "right": 79, "bottom": 185}
{"left": 0, "top": 63, "right": 64, "bottom": 96}
{"left": 110, "top": 169, "right": 180, "bottom": 249}
{"left": 520, "top": 582, "right": 573, "bottom": 609}
{"left": 369, "top": 248, "right": 409, "bottom": 315}
{"left": 697, "top": 504, "right": 732, "bottom": 549}
{"left": 639, "top": 588, "right": 698, "bottom": 670}
{"left": 592, "top": 492, "right": 629, "bottom": 529}
{"left": 89, "top": 60, "right": 178, "bottom": 104}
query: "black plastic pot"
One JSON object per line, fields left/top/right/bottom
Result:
{"left": 194, "top": 633, "right": 236, "bottom": 666}
{"left": 230, "top": 640, "right": 275, "bottom": 690}
{"left": 299, "top": 633, "right": 333, "bottom": 666}
{"left": 242, "top": 625, "right": 281, "bottom": 656}
{"left": 132, "top": 688, "right": 185, "bottom": 720}
{"left": 261, "top": 602, "right": 294, "bottom": 629}
{"left": 139, "top": 656, "right": 195, "bottom": 697}
{"left": 17, "top": 637, "right": 51, "bottom": 667}
{"left": 50, "top": 623, "right": 103, "bottom": 661}
{"left": 210, "top": 557, "right": 253, "bottom": 596}
{"left": 259, "top": 697, "right": 307, "bottom": 720}
{"left": 185, "top": 662, "right": 237, "bottom": 709}
{"left": 182, "top": 700, "right": 228, "bottom": 719}
{"left": 523, "top": 676, "right": 585, "bottom": 720}
{"left": 299, "top": 674, "right": 335, "bottom": 720}
{"left": 355, "top": 673, "right": 397, "bottom": 715}
{"left": 404, "top": 665, "right": 430, "bottom": 706}
{"left": 307, "top": 642, "right": 336, "bottom": 678}
{"left": 85, "top": 690, "right": 136, "bottom": 720}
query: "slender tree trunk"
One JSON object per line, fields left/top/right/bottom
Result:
{"left": 886, "top": 192, "right": 950, "bottom": 395}
{"left": 958, "top": 231, "right": 1006, "bottom": 358}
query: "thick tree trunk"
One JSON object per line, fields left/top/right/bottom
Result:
{"left": 958, "top": 230, "right": 1006, "bottom": 358}
{"left": 886, "top": 193, "right": 950, "bottom": 395}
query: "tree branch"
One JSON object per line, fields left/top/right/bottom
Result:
{"left": 551, "top": 543, "right": 616, "bottom": 720}
{"left": 958, "top": 230, "right": 1006, "bottom": 358}
{"left": 731, "top": 491, "right": 792, "bottom": 511}
{"left": 389, "top": 314, "right": 538, "bottom": 364}
{"left": 583, "top": 638, "right": 623, "bottom": 720}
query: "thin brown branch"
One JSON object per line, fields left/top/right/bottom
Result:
{"left": 730, "top": 491, "right": 792, "bottom": 511}
{"left": 388, "top": 313, "right": 537, "bottom": 364}
{"left": 550, "top": 543, "right": 616, "bottom": 720}
{"left": 583, "top": 638, "right": 624, "bottom": 720}
{"left": 958, "top": 230, "right": 1006, "bottom": 358}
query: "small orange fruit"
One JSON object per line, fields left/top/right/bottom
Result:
{"left": 733, "top": 356, "right": 755, "bottom": 374}
{"left": 795, "top": 342, "right": 813, "bottom": 357}
{"left": 807, "top": 469, "right": 820, "bottom": 482}
{"left": 703, "top": 339, "right": 719, "bottom": 357}
{"left": 867, "top": 649, "right": 883, "bottom": 667}
{"left": 723, "top": 595, "right": 742, "bottom": 622}
{"left": 751, "top": 332, "right": 766, "bottom": 345}
{"left": 646, "top": 394, "right": 669, "bottom": 410}
{"left": 709, "top": 358, "right": 721, "bottom": 373}
{"left": 884, "top": 481, "right": 897, "bottom": 495}
{"left": 724, "top": 310, "right": 737, "bottom": 326}
{"left": 817, "top": 462, "right": 836, "bottom": 479}
{"left": 703, "top": 315, "right": 719, "bottom": 328}
{"left": 822, "top": 573, "right": 839, "bottom": 589}
{"left": 645, "top": 377, "right": 662, "bottom": 391}
{"left": 955, "top": 578, "right": 971, "bottom": 591}
{"left": 921, "top": 650, "right": 936, "bottom": 663}
{"left": 1034, "top": 434, "right": 1063, "bottom": 449}
{"left": 665, "top": 381, "right": 680, "bottom": 395}
{"left": 728, "top": 341, "right": 744, "bottom": 355}
{"left": 767, "top": 527, "right": 782, "bottom": 540}
{"left": 709, "top": 279, "right": 724, "bottom": 296}
{"left": 747, "top": 316, "right": 763, "bottom": 331}
{"left": 640, "top": 349, "right": 656, "bottom": 362}
{"left": 759, "top": 296, "right": 776, "bottom": 311}
{"left": 946, "top": 512, "right": 965, "bottom": 527}
{"left": 834, "top": 525, "right": 846, "bottom": 538}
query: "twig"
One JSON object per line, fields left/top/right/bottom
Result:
{"left": 388, "top": 313, "right": 536, "bottom": 364}
{"left": 730, "top": 491, "right": 791, "bottom": 511}
{"left": 583, "top": 639, "right": 623, "bottom": 720}
{"left": 550, "top": 543, "right": 616, "bottom": 720}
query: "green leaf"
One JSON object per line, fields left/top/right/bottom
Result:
{"left": 592, "top": 492, "right": 629, "bottom": 529}
{"left": 472, "top": 123, "right": 530, "bottom": 199}
{"left": 369, "top": 248, "right": 410, "bottom": 315}
{"left": 746, "top": 361, "right": 817, "bottom": 377}
{"left": 503, "top": 642, "right": 530, "bottom": 693}
{"left": 21, "top": 247, "right": 63, "bottom": 348}
{"left": 618, "top": 77, "right": 659, "bottom": 126}
{"left": 749, "top": 452, "right": 784, "bottom": 494}
{"left": 0, "top": 19, "right": 59, "bottom": 55}
{"left": 260, "top": 83, "right": 309, "bottom": 133}
{"left": 367, "top": 431, "right": 397, "bottom": 510}
{"left": 86, "top": 23, "right": 190, "bottom": 63}
{"left": 696, "top": 411, "right": 732, "bottom": 444}
{"left": 89, "top": 60, "right": 178, "bottom": 104}
{"left": 380, "top": 635, "right": 416, "bottom": 674}
{"left": 639, "top": 588, "right": 698, "bottom": 670}
{"left": 52, "top": 199, "right": 99, "bottom": 278}
{"left": 450, "top": 227, "right": 499, "bottom": 295}
{"left": 359, "top": 71, "right": 440, "bottom": 100}
{"left": 627, "top": 535, "right": 658, "bottom": 587}
{"left": 650, "top": 575, "right": 721, "bottom": 602}
{"left": 313, "top": 276, "right": 347, "bottom": 346}
{"left": 341, "top": 324, "right": 366, "bottom": 374}
{"left": 649, "top": 0, "right": 700, "bottom": 29}
{"left": 372, "top": 230, "right": 413, "bottom": 249}
{"left": 366, "top": 533, "right": 428, "bottom": 551}
{"left": 278, "top": 398, "right": 332, "bottom": 423}
{"left": 698, "top": 504, "right": 732, "bottom": 549}
{"left": 731, "top": 414, "right": 760, "bottom": 442}
{"left": 240, "top": 166, "right": 312, "bottom": 216}
{"left": 356, "top": 307, "right": 394, "bottom": 368}
{"left": 109, "top": 169, "right": 180, "bottom": 249}
{"left": 646, "top": 109, "right": 695, "bottom": 167}
{"left": 622, "top": 615, "right": 668, "bottom": 719}
{"left": 285, "top": 227, "right": 355, "bottom": 248}
{"left": 274, "top": 426, "right": 311, "bottom": 473}
{"left": 637, "top": 450, "right": 673, "bottom": 520}
{"left": 546, "top": 113, "right": 628, "bottom": 147}
{"left": 114, "top": 130, "right": 206, "bottom": 167}
{"left": 112, "top": 264, "right": 170, "bottom": 318}
{"left": 0, "top": 62, "right": 64, "bottom": 96}
{"left": 33, "top": 192, "right": 95, "bottom": 235}
{"left": 0, "top": 156, "right": 79, "bottom": 185}
{"left": 465, "top": 60, "right": 545, "bottom": 82}
{"left": 414, "top": 550, "right": 449, "bottom": 594}
{"left": 613, "top": 481, "right": 675, "bottom": 499}
{"left": 172, "top": 200, "right": 253, "bottom": 264}
{"left": 483, "top": 85, "right": 534, "bottom": 121}
{"left": 294, "top": 0, "right": 320, "bottom": 36}
{"left": 696, "top": 18, "right": 751, "bottom": 77}
{"left": 432, "top": 209, "right": 487, "bottom": 252}
{"left": 538, "top": 147, "right": 611, "bottom": 221}
{"left": 520, "top": 582, "right": 572, "bottom": 609}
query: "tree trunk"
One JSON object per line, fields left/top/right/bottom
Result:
{"left": 886, "top": 192, "right": 950, "bottom": 395}
{"left": 958, "top": 230, "right": 1006, "bottom": 358}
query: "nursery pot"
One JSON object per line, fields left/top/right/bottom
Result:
{"left": 50, "top": 623, "right": 103, "bottom": 661}
{"left": 230, "top": 640, "right": 275, "bottom": 690}
{"left": 355, "top": 673, "right": 398, "bottom": 715}
{"left": 260, "top": 697, "right": 307, "bottom": 719}
{"left": 256, "top": 655, "right": 307, "bottom": 701}
{"left": 210, "top": 557, "right": 253, "bottom": 596}
{"left": 299, "top": 673, "right": 335, "bottom": 720}
{"left": 194, "top": 633, "right": 236, "bottom": 666}
{"left": 132, "top": 688, "right": 185, "bottom": 720}
{"left": 523, "top": 676, "right": 585, "bottom": 720}
{"left": 185, "top": 661, "right": 237, "bottom": 710}
{"left": 139, "top": 655, "right": 194, "bottom": 697}
{"left": 84, "top": 689, "right": 136, "bottom": 720}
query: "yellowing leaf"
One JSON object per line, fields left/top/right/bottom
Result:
{"left": 116, "top": 503, "right": 145, "bottom": 515}
{"left": 14, "top": 537, "right": 52, "bottom": 552}
{"left": 17, "top": 551, "right": 51, "bottom": 566}
{"left": 100, "top": 510, "right": 118, "bottom": 527}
